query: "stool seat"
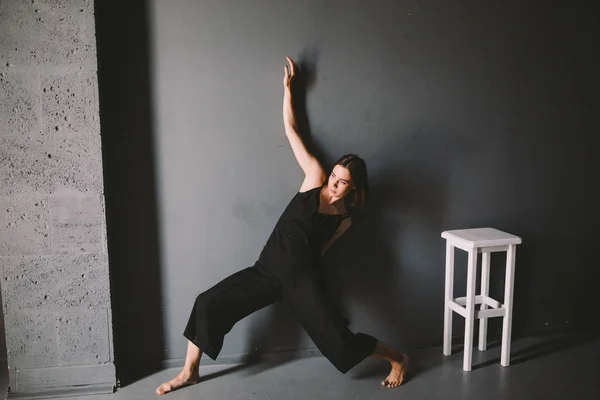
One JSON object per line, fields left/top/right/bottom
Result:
{"left": 442, "top": 227, "right": 521, "bottom": 371}
{"left": 442, "top": 228, "right": 522, "bottom": 249}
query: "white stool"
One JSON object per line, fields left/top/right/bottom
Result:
{"left": 442, "top": 228, "right": 522, "bottom": 371}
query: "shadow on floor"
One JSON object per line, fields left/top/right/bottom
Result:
{"left": 350, "top": 332, "right": 600, "bottom": 379}
{"left": 471, "top": 333, "right": 599, "bottom": 370}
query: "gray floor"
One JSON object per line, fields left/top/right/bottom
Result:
{"left": 24, "top": 335, "right": 600, "bottom": 400}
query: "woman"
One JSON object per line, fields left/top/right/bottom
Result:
{"left": 156, "top": 57, "right": 408, "bottom": 395}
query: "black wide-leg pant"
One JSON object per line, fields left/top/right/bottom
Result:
{"left": 183, "top": 262, "right": 377, "bottom": 374}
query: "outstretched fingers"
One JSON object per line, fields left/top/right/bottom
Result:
{"left": 286, "top": 56, "right": 297, "bottom": 75}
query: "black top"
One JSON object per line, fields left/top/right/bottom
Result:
{"left": 258, "top": 184, "right": 349, "bottom": 275}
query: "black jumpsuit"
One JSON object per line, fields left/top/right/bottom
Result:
{"left": 183, "top": 183, "right": 377, "bottom": 373}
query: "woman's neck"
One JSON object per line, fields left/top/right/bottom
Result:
{"left": 320, "top": 186, "right": 344, "bottom": 209}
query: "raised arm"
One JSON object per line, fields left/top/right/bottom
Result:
{"left": 283, "top": 57, "right": 325, "bottom": 191}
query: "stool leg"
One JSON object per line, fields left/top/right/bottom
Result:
{"left": 478, "top": 252, "right": 491, "bottom": 351}
{"left": 443, "top": 242, "right": 455, "bottom": 356}
{"left": 501, "top": 244, "right": 516, "bottom": 367}
{"left": 463, "top": 249, "right": 478, "bottom": 371}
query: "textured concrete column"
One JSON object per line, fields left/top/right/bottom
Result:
{"left": 0, "top": 0, "right": 115, "bottom": 396}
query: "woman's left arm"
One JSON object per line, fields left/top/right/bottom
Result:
{"left": 321, "top": 218, "right": 352, "bottom": 256}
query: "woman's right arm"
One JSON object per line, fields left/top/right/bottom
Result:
{"left": 283, "top": 57, "right": 325, "bottom": 190}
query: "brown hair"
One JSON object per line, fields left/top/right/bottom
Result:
{"left": 333, "top": 154, "right": 368, "bottom": 209}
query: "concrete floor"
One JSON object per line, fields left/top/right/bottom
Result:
{"left": 16, "top": 334, "right": 600, "bottom": 400}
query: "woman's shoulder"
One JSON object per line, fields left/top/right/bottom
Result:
{"left": 298, "top": 178, "right": 326, "bottom": 195}
{"left": 297, "top": 185, "right": 322, "bottom": 198}
{"left": 298, "top": 170, "right": 327, "bottom": 193}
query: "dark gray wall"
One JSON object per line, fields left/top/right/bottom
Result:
{"left": 98, "top": 0, "right": 599, "bottom": 378}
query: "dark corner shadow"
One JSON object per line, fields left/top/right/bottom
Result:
{"left": 95, "top": 0, "right": 165, "bottom": 387}
{"left": 0, "top": 288, "right": 7, "bottom": 389}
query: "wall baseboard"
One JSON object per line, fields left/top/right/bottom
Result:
{"left": 160, "top": 347, "right": 322, "bottom": 370}
{"left": 7, "top": 363, "right": 116, "bottom": 399}
{"left": 7, "top": 384, "right": 113, "bottom": 400}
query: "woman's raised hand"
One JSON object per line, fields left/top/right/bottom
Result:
{"left": 283, "top": 56, "right": 297, "bottom": 89}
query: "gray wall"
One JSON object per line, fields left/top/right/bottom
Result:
{"left": 0, "top": 0, "right": 115, "bottom": 396}
{"left": 99, "top": 0, "right": 599, "bottom": 378}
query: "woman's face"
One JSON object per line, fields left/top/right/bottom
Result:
{"left": 327, "top": 165, "right": 353, "bottom": 199}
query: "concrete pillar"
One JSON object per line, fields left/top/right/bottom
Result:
{"left": 0, "top": 0, "right": 115, "bottom": 396}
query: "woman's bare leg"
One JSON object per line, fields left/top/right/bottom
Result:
{"left": 156, "top": 340, "right": 202, "bottom": 395}
{"left": 370, "top": 341, "right": 409, "bottom": 388}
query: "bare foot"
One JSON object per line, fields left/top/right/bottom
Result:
{"left": 381, "top": 353, "right": 409, "bottom": 388}
{"left": 156, "top": 369, "right": 201, "bottom": 395}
